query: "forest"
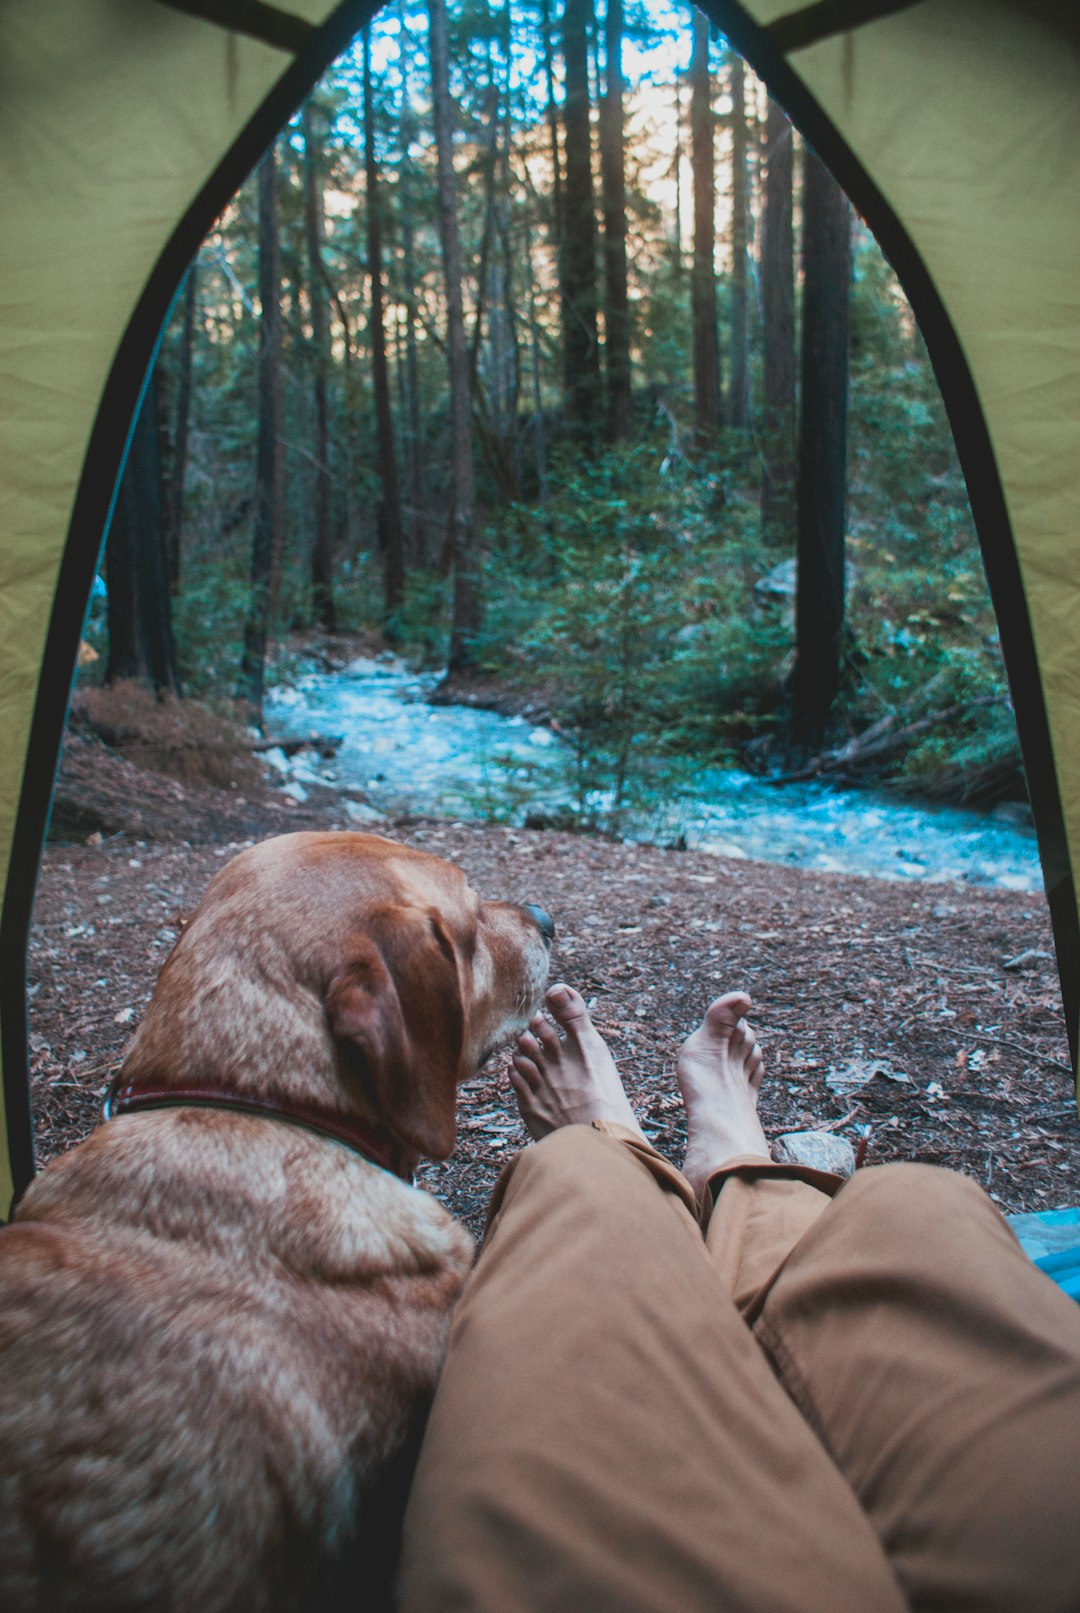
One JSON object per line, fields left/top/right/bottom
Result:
{"left": 82, "top": 0, "right": 1027, "bottom": 830}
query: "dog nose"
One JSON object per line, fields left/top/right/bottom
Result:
{"left": 524, "top": 903, "right": 556, "bottom": 944}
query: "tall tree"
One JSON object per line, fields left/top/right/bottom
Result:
{"left": 690, "top": 8, "right": 721, "bottom": 441}
{"left": 760, "top": 98, "right": 795, "bottom": 543}
{"left": 302, "top": 101, "right": 336, "bottom": 631}
{"left": 727, "top": 52, "right": 751, "bottom": 431}
{"left": 363, "top": 28, "right": 406, "bottom": 624}
{"left": 539, "top": 0, "right": 564, "bottom": 253}
{"left": 165, "top": 262, "right": 197, "bottom": 597}
{"left": 599, "top": 0, "right": 631, "bottom": 440}
{"left": 106, "top": 373, "right": 182, "bottom": 695}
{"left": 239, "top": 143, "right": 284, "bottom": 723}
{"left": 792, "top": 147, "right": 851, "bottom": 745}
{"left": 397, "top": 0, "right": 424, "bottom": 556}
{"left": 429, "top": 0, "right": 480, "bottom": 670}
{"left": 560, "top": 0, "right": 602, "bottom": 431}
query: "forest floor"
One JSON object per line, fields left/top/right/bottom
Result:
{"left": 29, "top": 718, "right": 1078, "bottom": 1241}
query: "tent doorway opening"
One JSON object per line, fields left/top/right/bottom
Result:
{"left": 14, "top": 0, "right": 1076, "bottom": 1225}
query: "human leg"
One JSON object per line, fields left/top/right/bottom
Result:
{"left": 677, "top": 996, "right": 1080, "bottom": 1613}
{"left": 398, "top": 987, "right": 906, "bottom": 1613}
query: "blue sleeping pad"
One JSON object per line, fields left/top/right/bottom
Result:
{"left": 1007, "top": 1207, "right": 1080, "bottom": 1302}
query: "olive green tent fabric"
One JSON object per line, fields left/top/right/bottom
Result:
{"left": 0, "top": 0, "right": 363, "bottom": 1217}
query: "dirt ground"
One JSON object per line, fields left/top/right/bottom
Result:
{"left": 28, "top": 737, "right": 1078, "bottom": 1240}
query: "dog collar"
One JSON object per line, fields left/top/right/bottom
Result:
{"left": 103, "top": 1076, "right": 415, "bottom": 1183}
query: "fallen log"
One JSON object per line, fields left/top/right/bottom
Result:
{"left": 769, "top": 694, "right": 1007, "bottom": 785}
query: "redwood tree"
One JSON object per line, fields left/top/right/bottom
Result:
{"left": 429, "top": 0, "right": 480, "bottom": 670}
{"left": 727, "top": 52, "right": 751, "bottom": 432}
{"left": 600, "top": 0, "right": 631, "bottom": 440}
{"left": 239, "top": 142, "right": 284, "bottom": 723}
{"left": 363, "top": 29, "right": 406, "bottom": 624}
{"left": 792, "top": 148, "right": 851, "bottom": 745}
{"left": 560, "top": 0, "right": 601, "bottom": 432}
{"left": 760, "top": 97, "right": 795, "bottom": 544}
{"left": 302, "top": 100, "right": 336, "bottom": 631}
{"left": 690, "top": 8, "right": 721, "bottom": 441}
{"left": 106, "top": 372, "right": 182, "bottom": 696}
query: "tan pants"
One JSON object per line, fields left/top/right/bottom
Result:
{"left": 400, "top": 1126, "right": 1080, "bottom": 1612}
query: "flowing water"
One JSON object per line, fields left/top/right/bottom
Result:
{"left": 266, "top": 654, "right": 1042, "bottom": 894}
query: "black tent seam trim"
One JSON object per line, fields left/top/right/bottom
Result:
{"left": 767, "top": 0, "right": 928, "bottom": 54}
{"left": 153, "top": 0, "right": 314, "bottom": 53}
{"left": 0, "top": 0, "right": 375, "bottom": 1209}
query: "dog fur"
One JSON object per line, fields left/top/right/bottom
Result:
{"left": 0, "top": 831, "right": 551, "bottom": 1612}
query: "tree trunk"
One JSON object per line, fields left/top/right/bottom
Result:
{"left": 239, "top": 142, "right": 284, "bottom": 725}
{"left": 690, "top": 7, "right": 721, "bottom": 441}
{"left": 106, "top": 372, "right": 182, "bottom": 695}
{"left": 671, "top": 73, "right": 683, "bottom": 274}
{"left": 397, "top": 0, "right": 424, "bottom": 561}
{"left": 599, "top": 0, "right": 631, "bottom": 440}
{"left": 302, "top": 102, "right": 336, "bottom": 631}
{"left": 428, "top": 0, "right": 480, "bottom": 670}
{"left": 792, "top": 148, "right": 851, "bottom": 746}
{"left": 363, "top": 27, "right": 406, "bottom": 624}
{"left": 166, "top": 262, "right": 197, "bottom": 597}
{"left": 539, "top": 0, "right": 564, "bottom": 254}
{"left": 560, "top": 0, "right": 602, "bottom": 433}
{"left": 760, "top": 97, "right": 795, "bottom": 544}
{"left": 727, "top": 52, "right": 750, "bottom": 432}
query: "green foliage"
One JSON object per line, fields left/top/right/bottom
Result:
{"left": 471, "top": 443, "right": 789, "bottom": 831}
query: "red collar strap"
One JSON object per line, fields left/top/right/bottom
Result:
{"left": 103, "top": 1076, "right": 414, "bottom": 1183}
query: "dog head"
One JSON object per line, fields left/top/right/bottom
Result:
{"left": 119, "top": 832, "right": 553, "bottom": 1163}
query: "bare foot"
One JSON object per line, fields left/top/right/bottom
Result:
{"left": 677, "top": 992, "right": 769, "bottom": 1199}
{"left": 510, "top": 984, "right": 645, "bottom": 1142}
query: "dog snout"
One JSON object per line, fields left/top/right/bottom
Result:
{"left": 523, "top": 903, "right": 556, "bottom": 944}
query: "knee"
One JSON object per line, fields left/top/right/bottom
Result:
{"left": 838, "top": 1160, "right": 1005, "bottom": 1242}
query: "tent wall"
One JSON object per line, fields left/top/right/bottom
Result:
{"left": 0, "top": 0, "right": 374, "bottom": 1217}
{"left": 720, "top": 0, "right": 1080, "bottom": 1069}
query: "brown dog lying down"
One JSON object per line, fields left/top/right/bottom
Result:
{"left": 0, "top": 831, "right": 553, "bottom": 1612}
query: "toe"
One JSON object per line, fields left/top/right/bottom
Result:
{"left": 511, "top": 1053, "right": 540, "bottom": 1087}
{"left": 516, "top": 1030, "right": 542, "bottom": 1061}
{"left": 704, "top": 992, "right": 753, "bottom": 1034}
{"left": 545, "top": 982, "right": 589, "bottom": 1028}
{"left": 533, "top": 1017, "right": 562, "bottom": 1055}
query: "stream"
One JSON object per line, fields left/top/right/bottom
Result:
{"left": 266, "top": 654, "right": 1042, "bottom": 894}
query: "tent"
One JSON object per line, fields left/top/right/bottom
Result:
{"left": 1, "top": 0, "right": 1077, "bottom": 1218}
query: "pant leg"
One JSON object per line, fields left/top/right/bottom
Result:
{"left": 399, "top": 1125, "right": 907, "bottom": 1613}
{"left": 719, "top": 1161, "right": 1080, "bottom": 1613}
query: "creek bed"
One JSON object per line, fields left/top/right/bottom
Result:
{"left": 266, "top": 654, "right": 1042, "bottom": 894}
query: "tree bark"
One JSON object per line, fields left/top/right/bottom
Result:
{"left": 106, "top": 371, "right": 182, "bottom": 695}
{"left": 560, "top": 0, "right": 602, "bottom": 433}
{"left": 397, "top": 0, "right": 424, "bottom": 560}
{"left": 539, "top": 0, "right": 564, "bottom": 254}
{"left": 690, "top": 8, "right": 721, "bottom": 441}
{"left": 428, "top": 0, "right": 480, "bottom": 670}
{"left": 302, "top": 101, "right": 336, "bottom": 631}
{"left": 760, "top": 98, "right": 795, "bottom": 544}
{"left": 792, "top": 147, "right": 851, "bottom": 746}
{"left": 727, "top": 52, "right": 750, "bottom": 432}
{"left": 239, "top": 142, "right": 284, "bottom": 724}
{"left": 599, "top": 0, "right": 631, "bottom": 440}
{"left": 363, "top": 28, "right": 406, "bottom": 624}
{"left": 166, "top": 262, "right": 197, "bottom": 597}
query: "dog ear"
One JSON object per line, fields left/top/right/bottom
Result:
{"left": 325, "top": 907, "right": 466, "bottom": 1161}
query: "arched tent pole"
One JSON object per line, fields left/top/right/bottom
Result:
{"left": 706, "top": 0, "right": 1079, "bottom": 1076}
{"left": 0, "top": 0, "right": 379, "bottom": 1212}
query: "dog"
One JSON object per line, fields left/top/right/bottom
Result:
{"left": 0, "top": 831, "right": 553, "bottom": 1612}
